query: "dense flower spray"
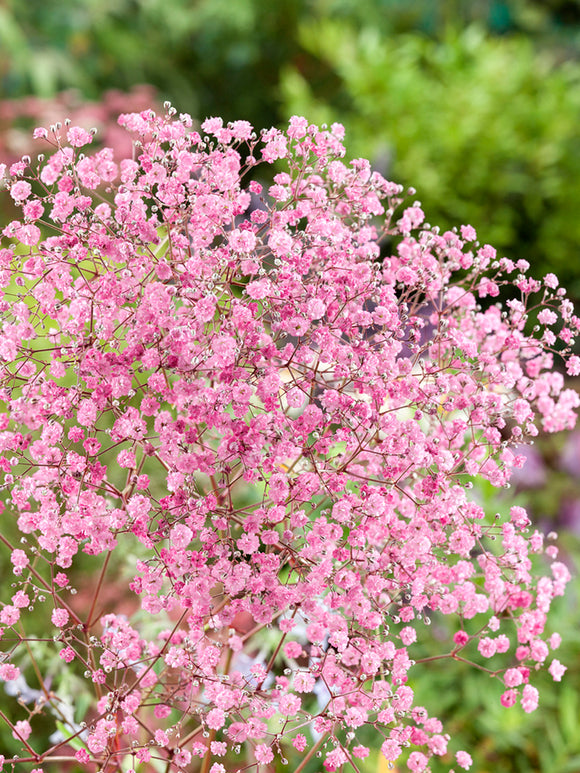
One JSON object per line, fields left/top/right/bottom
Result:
{"left": 0, "top": 106, "right": 578, "bottom": 771}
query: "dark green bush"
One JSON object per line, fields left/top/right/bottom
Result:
{"left": 281, "top": 22, "right": 580, "bottom": 297}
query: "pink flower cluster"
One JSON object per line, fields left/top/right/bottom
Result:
{"left": 0, "top": 107, "right": 577, "bottom": 771}
{"left": 0, "top": 85, "right": 159, "bottom": 168}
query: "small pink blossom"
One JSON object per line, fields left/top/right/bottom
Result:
{"left": 285, "top": 642, "right": 303, "bottom": 658}
{"left": 408, "top": 751, "right": 428, "bottom": 771}
{"left": 292, "top": 734, "right": 307, "bottom": 751}
{"left": 229, "top": 228, "right": 257, "bottom": 253}
{"left": 55, "top": 573, "right": 68, "bottom": 588}
{"left": 210, "top": 741, "right": 227, "bottom": 756}
{"left": 59, "top": 647, "right": 75, "bottom": 663}
{"left": 504, "top": 668, "right": 523, "bottom": 687}
{"left": 324, "top": 748, "right": 347, "bottom": 771}
{"left": 288, "top": 115, "right": 308, "bottom": 138}
{"left": 117, "top": 449, "right": 137, "bottom": 468}
{"left": 154, "top": 729, "right": 169, "bottom": 746}
{"left": 495, "top": 635, "right": 510, "bottom": 653}
{"left": 381, "top": 739, "right": 402, "bottom": 761}
{"left": 75, "top": 749, "right": 90, "bottom": 764}
{"left": 279, "top": 693, "right": 301, "bottom": 716}
{"left": 268, "top": 229, "right": 293, "bottom": 256}
{"left": 521, "top": 684, "right": 539, "bottom": 713}
{"left": 0, "top": 606, "right": 20, "bottom": 626}
{"left": 461, "top": 224, "right": 477, "bottom": 241}
{"left": 174, "top": 749, "right": 192, "bottom": 766}
{"left": 22, "top": 199, "right": 44, "bottom": 220}
{"left": 255, "top": 744, "right": 274, "bottom": 764}
{"left": 246, "top": 279, "right": 271, "bottom": 299}
{"left": 206, "top": 708, "right": 225, "bottom": 730}
{"left": 456, "top": 750, "right": 473, "bottom": 769}
{"left": 10, "top": 181, "right": 32, "bottom": 203}
{"left": 136, "top": 748, "right": 151, "bottom": 763}
{"left": 477, "top": 637, "right": 496, "bottom": 658}
{"left": 230, "top": 120, "right": 253, "bottom": 140}
{"left": 201, "top": 116, "right": 223, "bottom": 135}
{"left": 293, "top": 671, "right": 315, "bottom": 693}
{"left": 12, "top": 720, "right": 31, "bottom": 741}
{"left": 501, "top": 689, "right": 518, "bottom": 707}
{"left": 51, "top": 608, "right": 69, "bottom": 627}
{"left": 262, "top": 130, "right": 288, "bottom": 162}
{"left": 10, "top": 549, "right": 29, "bottom": 575}
{"left": 0, "top": 664, "right": 20, "bottom": 681}
{"left": 400, "top": 626, "right": 417, "bottom": 645}
{"left": 399, "top": 205, "right": 425, "bottom": 232}
{"left": 566, "top": 355, "right": 580, "bottom": 376}
{"left": 67, "top": 126, "right": 93, "bottom": 147}
{"left": 14, "top": 223, "right": 40, "bottom": 245}
{"left": 548, "top": 659, "right": 567, "bottom": 681}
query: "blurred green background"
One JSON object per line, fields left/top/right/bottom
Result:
{"left": 2, "top": 1, "right": 580, "bottom": 771}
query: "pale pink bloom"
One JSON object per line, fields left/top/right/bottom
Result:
{"left": 10, "top": 549, "right": 29, "bottom": 574}
{"left": 206, "top": 708, "right": 225, "bottom": 729}
{"left": 566, "top": 355, "right": 580, "bottom": 376}
{"left": 0, "top": 664, "right": 20, "bottom": 681}
{"left": 400, "top": 626, "right": 417, "bottom": 645}
{"left": 51, "top": 608, "right": 69, "bottom": 627}
{"left": 67, "top": 126, "right": 93, "bottom": 147}
{"left": 279, "top": 693, "right": 301, "bottom": 715}
{"left": 12, "top": 720, "right": 31, "bottom": 741}
{"left": 456, "top": 750, "right": 473, "bottom": 769}
{"left": 521, "top": 684, "right": 539, "bottom": 713}
{"left": 381, "top": 739, "right": 401, "bottom": 762}
{"left": 10, "top": 181, "right": 31, "bottom": 203}
{"left": 255, "top": 744, "right": 274, "bottom": 764}
{"left": 549, "top": 659, "right": 567, "bottom": 681}
{"left": 408, "top": 751, "right": 428, "bottom": 771}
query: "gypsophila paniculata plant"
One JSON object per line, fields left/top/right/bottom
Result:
{"left": 0, "top": 106, "right": 578, "bottom": 772}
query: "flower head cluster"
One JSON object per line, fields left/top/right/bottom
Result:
{"left": 0, "top": 107, "right": 578, "bottom": 771}
{"left": 0, "top": 85, "right": 159, "bottom": 168}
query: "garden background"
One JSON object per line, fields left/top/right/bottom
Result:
{"left": 2, "top": 0, "right": 580, "bottom": 770}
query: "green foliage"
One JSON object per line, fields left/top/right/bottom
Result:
{"left": 0, "top": 0, "right": 310, "bottom": 128}
{"left": 280, "top": 21, "right": 580, "bottom": 297}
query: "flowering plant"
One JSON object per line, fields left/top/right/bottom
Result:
{"left": 0, "top": 86, "right": 159, "bottom": 170}
{"left": 0, "top": 107, "right": 578, "bottom": 772}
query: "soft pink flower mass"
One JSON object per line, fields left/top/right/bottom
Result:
{"left": 0, "top": 106, "right": 577, "bottom": 771}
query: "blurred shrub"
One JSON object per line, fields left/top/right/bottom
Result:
{"left": 280, "top": 22, "right": 580, "bottom": 297}
{"left": 0, "top": 0, "right": 309, "bottom": 129}
{"left": 5, "top": 0, "right": 578, "bottom": 133}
